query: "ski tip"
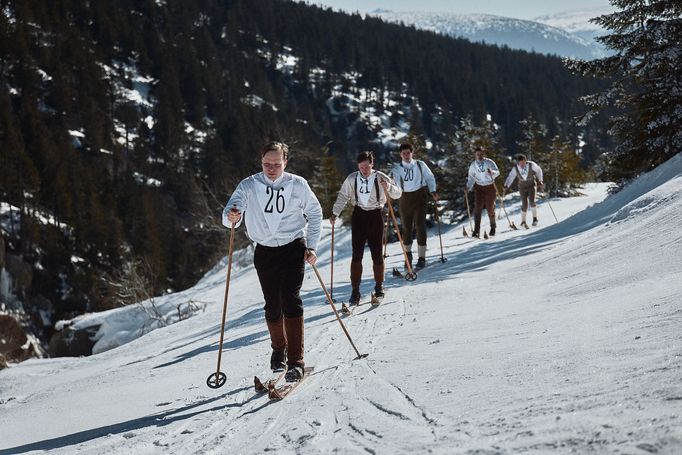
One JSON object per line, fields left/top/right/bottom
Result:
{"left": 355, "top": 353, "right": 369, "bottom": 360}
{"left": 254, "top": 376, "right": 267, "bottom": 392}
{"left": 268, "top": 388, "right": 285, "bottom": 400}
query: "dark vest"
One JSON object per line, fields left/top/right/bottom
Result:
{"left": 516, "top": 163, "right": 537, "bottom": 190}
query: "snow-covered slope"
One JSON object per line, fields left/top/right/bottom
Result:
{"left": 1, "top": 154, "right": 682, "bottom": 454}
{"left": 373, "top": 11, "right": 607, "bottom": 60}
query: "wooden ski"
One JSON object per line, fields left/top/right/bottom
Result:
{"left": 268, "top": 367, "right": 314, "bottom": 400}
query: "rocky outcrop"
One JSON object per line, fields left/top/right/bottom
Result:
{"left": 48, "top": 323, "right": 100, "bottom": 357}
{"left": 0, "top": 314, "right": 41, "bottom": 364}
{"left": 29, "top": 294, "right": 54, "bottom": 330}
{"left": 5, "top": 254, "right": 32, "bottom": 293}
{"left": 0, "top": 236, "right": 5, "bottom": 269}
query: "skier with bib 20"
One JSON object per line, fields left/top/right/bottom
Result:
{"left": 390, "top": 143, "right": 438, "bottom": 270}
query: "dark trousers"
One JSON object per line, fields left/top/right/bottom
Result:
{"left": 474, "top": 184, "right": 496, "bottom": 233}
{"left": 351, "top": 207, "right": 384, "bottom": 264}
{"left": 254, "top": 238, "right": 306, "bottom": 321}
{"left": 519, "top": 181, "right": 537, "bottom": 212}
{"left": 398, "top": 187, "right": 428, "bottom": 246}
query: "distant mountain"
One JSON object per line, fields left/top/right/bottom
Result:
{"left": 372, "top": 10, "right": 606, "bottom": 60}
{"left": 533, "top": 7, "right": 613, "bottom": 43}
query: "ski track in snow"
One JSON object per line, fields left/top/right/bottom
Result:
{"left": 1, "top": 155, "right": 682, "bottom": 454}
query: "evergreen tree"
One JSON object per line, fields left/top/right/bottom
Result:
{"left": 548, "top": 134, "right": 588, "bottom": 196}
{"left": 517, "top": 113, "right": 549, "bottom": 166}
{"left": 567, "top": 0, "right": 682, "bottom": 183}
{"left": 310, "top": 147, "right": 345, "bottom": 219}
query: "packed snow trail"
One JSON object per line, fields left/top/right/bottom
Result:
{"left": 1, "top": 155, "right": 681, "bottom": 454}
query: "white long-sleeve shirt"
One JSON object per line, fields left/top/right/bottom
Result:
{"left": 222, "top": 172, "right": 322, "bottom": 250}
{"left": 390, "top": 160, "right": 437, "bottom": 193}
{"left": 332, "top": 170, "right": 402, "bottom": 216}
{"left": 503, "top": 161, "right": 544, "bottom": 188}
{"left": 466, "top": 158, "right": 500, "bottom": 190}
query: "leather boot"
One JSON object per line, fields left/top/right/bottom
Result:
{"left": 373, "top": 262, "right": 384, "bottom": 288}
{"left": 266, "top": 318, "right": 287, "bottom": 371}
{"left": 266, "top": 318, "right": 287, "bottom": 351}
{"left": 284, "top": 316, "right": 304, "bottom": 368}
{"left": 350, "top": 261, "right": 362, "bottom": 294}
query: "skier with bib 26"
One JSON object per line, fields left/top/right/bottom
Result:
{"left": 389, "top": 143, "right": 438, "bottom": 270}
{"left": 503, "top": 153, "right": 544, "bottom": 228}
{"left": 222, "top": 142, "right": 322, "bottom": 382}
{"left": 331, "top": 151, "right": 402, "bottom": 308}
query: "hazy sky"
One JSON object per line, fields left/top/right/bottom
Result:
{"left": 308, "top": 0, "right": 613, "bottom": 20}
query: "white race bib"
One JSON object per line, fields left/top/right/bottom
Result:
{"left": 255, "top": 180, "right": 294, "bottom": 235}
{"left": 357, "top": 173, "right": 375, "bottom": 207}
{"left": 400, "top": 163, "right": 421, "bottom": 192}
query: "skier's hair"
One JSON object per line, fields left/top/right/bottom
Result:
{"left": 516, "top": 153, "right": 527, "bottom": 162}
{"left": 474, "top": 146, "right": 485, "bottom": 153}
{"left": 399, "top": 143, "right": 413, "bottom": 152}
{"left": 262, "top": 141, "right": 289, "bottom": 160}
{"left": 357, "top": 151, "right": 374, "bottom": 164}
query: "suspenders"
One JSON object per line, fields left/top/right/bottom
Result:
{"left": 399, "top": 160, "right": 424, "bottom": 190}
{"left": 515, "top": 162, "right": 535, "bottom": 184}
{"left": 354, "top": 171, "right": 380, "bottom": 204}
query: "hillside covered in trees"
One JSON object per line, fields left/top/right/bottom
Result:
{"left": 0, "top": 0, "right": 611, "bottom": 358}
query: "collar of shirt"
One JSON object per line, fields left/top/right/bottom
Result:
{"left": 260, "top": 172, "right": 287, "bottom": 187}
{"left": 401, "top": 160, "right": 414, "bottom": 167}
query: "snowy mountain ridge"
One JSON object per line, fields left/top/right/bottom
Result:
{"left": 373, "top": 10, "right": 608, "bottom": 60}
{"left": 533, "top": 7, "right": 613, "bottom": 42}
{"left": 1, "top": 153, "right": 681, "bottom": 453}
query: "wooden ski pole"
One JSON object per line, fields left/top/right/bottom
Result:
{"left": 494, "top": 183, "right": 517, "bottom": 230}
{"left": 464, "top": 189, "right": 474, "bottom": 236}
{"left": 330, "top": 221, "right": 336, "bottom": 302}
{"left": 206, "top": 220, "right": 236, "bottom": 389}
{"left": 433, "top": 201, "right": 447, "bottom": 263}
{"left": 310, "top": 263, "right": 368, "bottom": 360}
{"left": 386, "top": 195, "right": 417, "bottom": 280}
{"left": 382, "top": 212, "right": 389, "bottom": 258}
{"left": 545, "top": 193, "right": 559, "bottom": 224}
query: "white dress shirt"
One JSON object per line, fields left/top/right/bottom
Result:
{"left": 222, "top": 172, "right": 322, "bottom": 250}
{"left": 466, "top": 158, "right": 500, "bottom": 189}
{"left": 504, "top": 161, "right": 544, "bottom": 188}
{"left": 332, "top": 170, "right": 402, "bottom": 216}
{"left": 390, "top": 160, "right": 437, "bottom": 193}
